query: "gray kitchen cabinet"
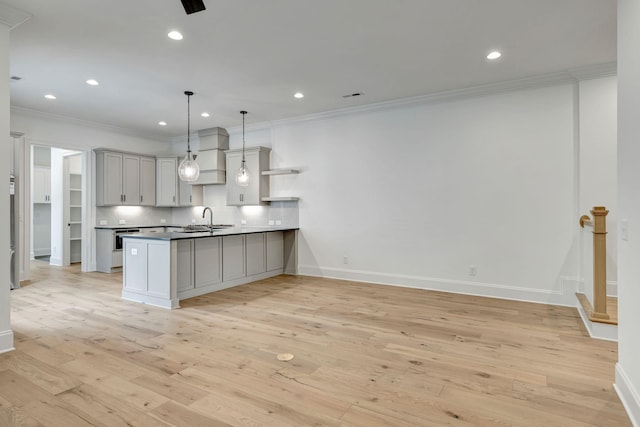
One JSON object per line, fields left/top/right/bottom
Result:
{"left": 178, "top": 177, "right": 203, "bottom": 207}
{"left": 246, "top": 233, "right": 266, "bottom": 276}
{"left": 157, "top": 156, "right": 203, "bottom": 207}
{"left": 156, "top": 157, "right": 178, "bottom": 206}
{"left": 266, "top": 231, "right": 284, "bottom": 271}
{"left": 194, "top": 237, "right": 222, "bottom": 288}
{"left": 122, "top": 154, "right": 140, "bottom": 206}
{"left": 225, "top": 146, "right": 270, "bottom": 206}
{"left": 222, "top": 235, "right": 246, "bottom": 281}
{"left": 176, "top": 239, "right": 193, "bottom": 292}
{"left": 96, "top": 150, "right": 150, "bottom": 206}
{"left": 139, "top": 156, "right": 156, "bottom": 206}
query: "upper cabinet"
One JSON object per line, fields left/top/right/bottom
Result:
{"left": 95, "top": 150, "right": 155, "bottom": 207}
{"left": 225, "top": 146, "right": 271, "bottom": 206}
{"left": 139, "top": 156, "right": 156, "bottom": 206}
{"left": 156, "top": 156, "right": 203, "bottom": 207}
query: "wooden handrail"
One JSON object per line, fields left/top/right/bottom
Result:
{"left": 579, "top": 206, "right": 609, "bottom": 321}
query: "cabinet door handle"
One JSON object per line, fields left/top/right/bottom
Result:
{"left": 189, "top": 195, "right": 192, "bottom": 203}
{"left": 173, "top": 195, "right": 175, "bottom": 203}
{"left": 140, "top": 195, "right": 143, "bottom": 203}
{"left": 124, "top": 194, "right": 126, "bottom": 203}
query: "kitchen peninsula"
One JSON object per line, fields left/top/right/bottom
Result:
{"left": 120, "top": 227, "right": 298, "bottom": 308}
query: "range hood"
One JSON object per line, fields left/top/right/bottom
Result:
{"left": 192, "top": 127, "right": 228, "bottom": 185}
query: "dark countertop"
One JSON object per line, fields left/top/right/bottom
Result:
{"left": 121, "top": 226, "right": 299, "bottom": 241}
{"left": 95, "top": 225, "right": 182, "bottom": 230}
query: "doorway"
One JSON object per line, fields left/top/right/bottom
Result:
{"left": 30, "top": 145, "right": 85, "bottom": 271}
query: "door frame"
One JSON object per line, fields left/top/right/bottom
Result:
{"left": 16, "top": 138, "right": 94, "bottom": 279}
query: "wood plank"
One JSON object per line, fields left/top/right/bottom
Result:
{"left": 0, "top": 261, "right": 630, "bottom": 426}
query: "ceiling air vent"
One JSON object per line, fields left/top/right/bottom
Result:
{"left": 10, "top": 76, "right": 22, "bottom": 81}
{"left": 342, "top": 92, "right": 364, "bottom": 99}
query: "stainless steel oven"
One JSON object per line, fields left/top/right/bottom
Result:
{"left": 114, "top": 229, "right": 140, "bottom": 251}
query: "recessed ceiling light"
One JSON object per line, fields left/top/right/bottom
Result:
{"left": 487, "top": 51, "right": 502, "bottom": 60}
{"left": 294, "top": 92, "right": 304, "bottom": 99}
{"left": 168, "top": 31, "right": 183, "bottom": 41}
{"left": 201, "top": 112, "right": 210, "bottom": 117}
{"left": 44, "top": 94, "right": 56, "bottom": 100}
{"left": 158, "top": 121, "right": 167, "bottom": 126}
{"left": 86, "top": 79, "right": 99, "bottom": 86}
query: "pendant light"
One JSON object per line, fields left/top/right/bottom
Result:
{"left": 235, "top": 110, "right": 250, "bottom": 187}
{"left": 178, "top": 90, "right": 200, "bottom": 182}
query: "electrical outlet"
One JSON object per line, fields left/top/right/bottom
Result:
{"left": 268, "top": 220, "right": 275, "bottom": 225}
{"left": 119, "top": 219, "right": 126, "bottom": 225}
{"left": 241, "top": 219, "right": 247, "bottom": 225}
{"left": 275, "top": 220, "right": 282, "bottom": 225}
{"left": 191, "top": 219, "right": 196, "bottom": 223}
{"left": 160, "top": 219, "right": 166, "bottom": 224}
{"left": 99, "top": 220, "right": 107, "bottom": 225}
{"left": 469, "top": 265, "right": 477, "bottom": 276}
{"left": 131, "top": 248, "right": 138, "bottom": 256}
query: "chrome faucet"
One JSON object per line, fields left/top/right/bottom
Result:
{"left": 202, "top": 207, "right": 213, "bottom": 226}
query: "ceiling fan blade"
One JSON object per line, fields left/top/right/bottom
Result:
{"left": 181, "top": 0, "right": 206, "bottom": 15}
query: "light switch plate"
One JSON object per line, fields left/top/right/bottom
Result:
{"left": 275, "top": 220, "right": 282, "bottom": 225}
{"left": 268, "top": 220, "right": 275, "bottom": 225}
{"left": 241, "top": 220, "right": 247, "bottom": 225}
{"left": 621, "top": 219, "right": 629, "bottom": 241}
{"left": 99, "top": 220, "right": 107, "bottom": 225}
{"left": 160, "top": 219, "right": 166, "bottom": 224}
{"left": 119, "top": 219, "right": 126, "bottom": 225}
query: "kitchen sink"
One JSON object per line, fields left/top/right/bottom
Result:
{"left": 179, "top": 224, "right": 234, "bottom": 233}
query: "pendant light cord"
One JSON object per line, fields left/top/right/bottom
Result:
{"left": 187, "top": 93, "right": 191, "bottom": 154}
{"left": 241, "top": 110, "right": 247, "bottom": 163}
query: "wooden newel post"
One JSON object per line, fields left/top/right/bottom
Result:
{"left": 591, "top": 206, "right": 609, "bottom": 321}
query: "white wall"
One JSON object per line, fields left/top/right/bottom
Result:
{"left": 616, "top": 1, "right": 640, "bottom": 425}
{"left": 578, "top": 76, "right": 618, "bottom": 295}
{"left": 268, "top": 84, "right": 579, "bottom": 305}
{"left": 0, "top": 23, "right": 13, "bottom": 353}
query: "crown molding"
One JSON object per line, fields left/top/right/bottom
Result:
{"left": 11, "top": 106, "right": 171, "bottom": 142}
{"left": 567, "top": 62, "right": 617, "bottom": 80}
{"left": 0, "top": 3, "right": 31, "bottom": 30}
{"left": 231, "top": 62, "right": 618, "bottom": 132}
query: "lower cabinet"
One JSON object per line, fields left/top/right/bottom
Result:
{"left": 246, "top": 233, "right": 266, "bottom": 276}
{"left": 123, "top": 231, "right": 291, "bottom": 308}
{"left": 222, "top": 235, "right": 246, "bottom": 281}
{"left": 195, "top": 237, "right": 222, "bottom": 288}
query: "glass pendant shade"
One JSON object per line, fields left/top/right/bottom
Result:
{"left": 235, "top": 160, "right": 250, "bottom": 187}
{"left": 178, "top": 152, "right": 200, "bottom": 181}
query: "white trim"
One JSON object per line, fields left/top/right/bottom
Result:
{"left": 615, "top": 364, "right": 640, "bottom": 427}
{"left": 575, "top": 299, "right": 618, "bottom": 342}
{"left": 49, "top": 256, "right": 63, "bottom": 267}
{"left": 608, "top": 280, "right": 618, "bottom": 297}
{"left": 0, "top": 330, "right": 15, "bottom": 354}
{"left": 11, "top": 106, "right": 168, "bottom": 142}
{"left": 298, "top": 265, "right": 578, "bottom": 307}
{"left": 0, "top": 3, "right": 31, "bottom": 30}
{"left": 225, "top": 63, "right": 618, "bottom": 134}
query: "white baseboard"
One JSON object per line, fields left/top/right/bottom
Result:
{"left": 33, "top": 248, "right": 51, "bottom": 257}
{"left": 615, "top": 364, "right": 640, "bottom": 427}
{"left": 608, "top": 280, "right": 618, "bottom": 297}
{"left": 0, "top": 329, "right": 15, "bottom": 354}
{"left": 49, "top": 256, "right": 63, "bottom": 266}
{"left": 575, "top": 299, "right": 617, "bottom": 342}
{"left": 298, "top": 265, "right": 578, "bottom": 307}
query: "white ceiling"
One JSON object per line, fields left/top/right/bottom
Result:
{"left": 6, "top": 0, "right": 616, "bottom": 140}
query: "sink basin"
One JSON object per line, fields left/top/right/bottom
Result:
{"left": 179, "top": 224, "right": 233, "bottom": 233}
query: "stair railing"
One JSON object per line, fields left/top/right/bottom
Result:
{"left": 579, "top": 206, "right": 610, "bottom": 321}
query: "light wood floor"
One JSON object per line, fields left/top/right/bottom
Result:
{"left": 1, "top": 261, "right": 630, "bottom": 426}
